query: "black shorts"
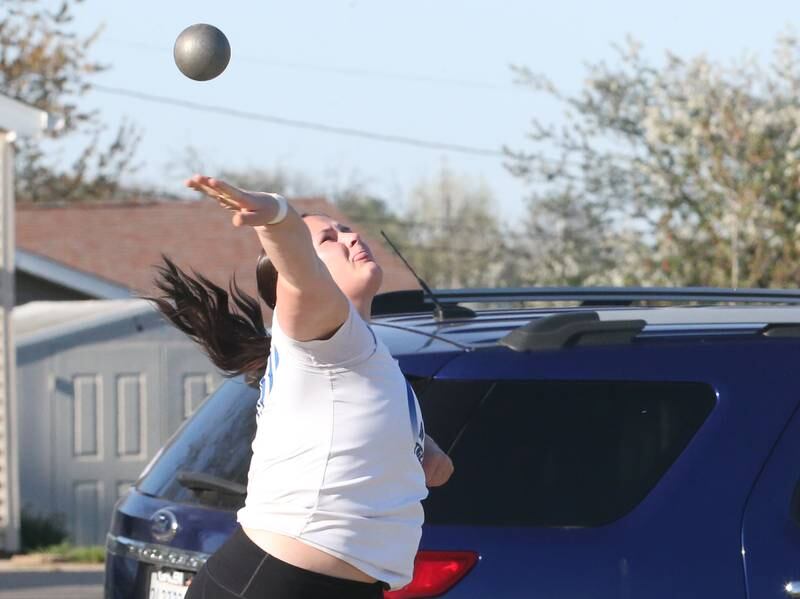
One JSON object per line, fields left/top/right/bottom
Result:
{"left": 184, "top": 526, "right": 387, "bottom": 599}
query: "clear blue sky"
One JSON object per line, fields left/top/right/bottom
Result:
{"left": 49, "top": 0, "right": 799, "bottom": 222}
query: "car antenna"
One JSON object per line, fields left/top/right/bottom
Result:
{"left": 380, "top": 230, "right": 475, "bottom": 321}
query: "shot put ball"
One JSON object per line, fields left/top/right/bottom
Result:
{"left": 174, "top": 24, "right": 231, "bottom": 81}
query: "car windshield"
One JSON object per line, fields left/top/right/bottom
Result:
{"left": 136, "top": 378, "right": 258, "bottom": 510}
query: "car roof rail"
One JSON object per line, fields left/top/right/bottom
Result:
{"left": 372, "top": 287, "right": 800, "bottom": 317}
{"left": 499, "top": 311, "right": 646, "bottom": 351}
{"left": 371, "top": 290, "right": 431, "bottom": 316}
{"left": 371, "top": 289, "right": 476, "bottom": 319}
{"left": 431, "top": 287, "right": 800, "bottom": 305}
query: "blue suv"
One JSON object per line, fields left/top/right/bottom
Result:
{"left": 106, "top": 287, "right": 800, "bottom": 598}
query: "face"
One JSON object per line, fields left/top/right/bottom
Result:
{"left": 303, "top": 215, "right": 383, "bottom": 303}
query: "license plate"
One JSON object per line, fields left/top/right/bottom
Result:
{"left": 149, "top": 569, "right": 190, "bottom": 599}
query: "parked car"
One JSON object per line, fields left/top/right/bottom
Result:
{"left": 105, "top": 287, "right": 800, "bottom": 598}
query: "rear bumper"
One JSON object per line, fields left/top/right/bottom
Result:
{"left": 103, "top": 552, "right": 149, "bottom": 599}
{"left": 105, "top": 487, "right": 235, "bottom": 598}
{"left": 106, "top": 532, "right": 209, "bottom": 572}
{"left": 104, "top": 535, "right": 207, "bottom": 599}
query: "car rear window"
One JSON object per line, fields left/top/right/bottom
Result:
{"left": 420, "top": 380, "right": 715, "bottom": 527}
{"left": 136, "top": 378, "right": 258, "bottom": 509}
{"left": 135, "top": 377, "right": 433, "bottom": 509}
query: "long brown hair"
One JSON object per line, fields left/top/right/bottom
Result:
{"left": 143, "top": 252, "right": 278, "bottom": 387}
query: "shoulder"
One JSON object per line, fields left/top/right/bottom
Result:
{"left": 271, "top": 301, "right": 377, "bottom": 369}
{"left": 275, "top": 271, "right": 350, "bottom": 342}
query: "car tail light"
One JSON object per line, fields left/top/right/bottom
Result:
{"left": 384, "top": 551, "right": 479, "bottom": 598}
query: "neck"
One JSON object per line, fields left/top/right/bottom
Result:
{"left": 351, "top": 296, "right": 373, "bottom": 322}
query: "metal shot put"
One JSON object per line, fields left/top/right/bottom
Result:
{"left": 174, "top": 24, "right": 230, "bottom": 81}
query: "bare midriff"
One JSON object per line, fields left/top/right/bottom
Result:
{"left": 242, "top": 526, "right": 379, "bottom": 584}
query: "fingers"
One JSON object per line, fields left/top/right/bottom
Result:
{"left": 201, "top": 183, "right": 238, "bottom": 209}
{"left": 207, "top": 178, "right": 242, "bottom": 203}
{"left": 186, "top": 174, "right": 278, "bottom": 226}
{"left": 186, "top": 174, "right": 272, "bottom": 214}
{"left": 185, "top": 174, "right": 216, "bottom": 194}
{"left": 185, "top": 174, "right": 239, "bottom": 209}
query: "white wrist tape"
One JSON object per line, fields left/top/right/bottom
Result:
{"left": 266, "top": 194, "right": 289, "bottom": 225}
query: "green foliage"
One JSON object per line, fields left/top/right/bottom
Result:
{"left": 0, "top": 0, "right": 140, "bottom": 202}
{"left": 38, "top": 542, "right": 105, "bottom": 563}
{"left": 512, "top": 190, "right": 630, "bottom": 286}
{"left": 509, "top": 34, "right": 800, "bottom": 288}
{"left": 335, "top": 190, "right": 409, "bottom": 251}
{"left": 403, "top": 166, "right": 509, "bottom": 288}
{"left": 20, "top": 508, "right": 67, "bottom": 552}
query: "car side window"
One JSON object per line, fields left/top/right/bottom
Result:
{"left": 420, "top": 380, "right": 715, "bottom": 527}
{"left": 136, "top": 379, "right": 258, "bottom": 509}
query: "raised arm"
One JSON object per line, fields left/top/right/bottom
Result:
{"left": 187, "top": 175, "right": 348, "bottom": 341}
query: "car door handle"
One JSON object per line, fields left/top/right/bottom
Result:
{"left": 785, "top": 582, "right": 800, "bottom": 596}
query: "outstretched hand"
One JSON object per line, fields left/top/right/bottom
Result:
{"left": 185, "top": 174, "right": 284, "bottom": 227}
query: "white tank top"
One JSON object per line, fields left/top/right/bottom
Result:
{"left": 236, "top": 301, "right": 428, "bottom": 590}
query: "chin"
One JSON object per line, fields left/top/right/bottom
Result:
{"left": 355, "top": 265, "right": 383, "bottom": 299}
{"left": 339, "top": 264, "right": 382, "bottom": 301}
{"left": 367, "top": 262, "right": 384, "bottom": 293}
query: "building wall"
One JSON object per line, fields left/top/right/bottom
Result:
{"left": 17, "top": 311, "right": 223, "bottom": 545}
